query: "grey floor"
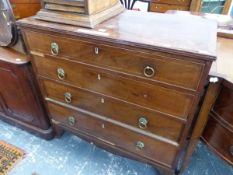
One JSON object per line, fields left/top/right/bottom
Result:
{"left": 0, "top": 120, "right": 233, "bottom": 175}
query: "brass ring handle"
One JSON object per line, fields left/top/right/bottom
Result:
{"left": 144, "top": 66, "right": 155, "bottom": 78}
{"left": 64, "top": 92, "right": 72, "bottom": 103}
{"left": 68, "top": 116, "right": 76, "bottom": 126}
{"left": 51, "top": 42, "right": 59, "bottom": 56}
{"left": 136, "top": 141, "right": 145, "bottom": 150}
{"left": 230, "top": 146, "right": 233, "bottom": 156}
{"left": 57, "top": 68, "right": 65, "bottom": 80}
{"left": 138, "top": 117, "right": 148, "bottom": 129}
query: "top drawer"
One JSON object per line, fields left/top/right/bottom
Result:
{"left": 25, "top": 31, "right": 205, "bottom": 91}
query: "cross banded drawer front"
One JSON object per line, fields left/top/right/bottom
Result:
{"left": 33, "top": 56, "right": 194, "bottom": 119}
{"left": 26, "top": 31, "right": 204, "bottom": 91}
{"left": 41, "top": 79, "right": 185, "bottom": 142}
{"left": 47, "top": 102, "right": 179, "bottom": 167}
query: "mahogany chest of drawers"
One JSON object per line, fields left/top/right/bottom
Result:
{"left": 18, "top": 11, "right": 217, "bottom": 175}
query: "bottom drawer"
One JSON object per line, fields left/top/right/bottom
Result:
{"left": 203, "top": 115, "right": 233, "bottom": 165}
{"left": 47, "top": 102, "right": 179, "bottom": 167}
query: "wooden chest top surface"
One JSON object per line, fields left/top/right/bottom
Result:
{"left": 17, "top": 10, "right": 217, "bottom": 60}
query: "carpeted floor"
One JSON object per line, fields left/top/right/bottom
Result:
{"left": 0, "top": 120, "right": 232, "bottom": 175}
